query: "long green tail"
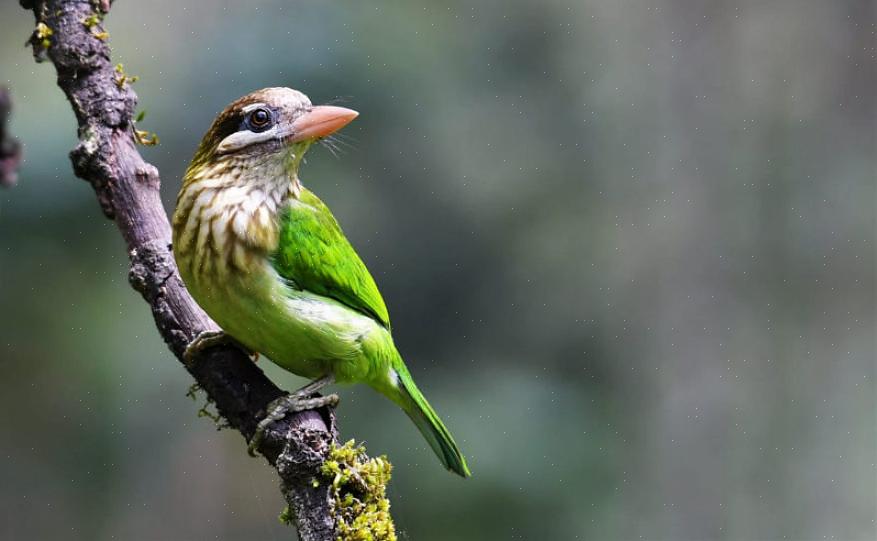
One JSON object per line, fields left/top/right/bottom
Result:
{"left": 391, "top": 365, "right": 471, "bottom": 477}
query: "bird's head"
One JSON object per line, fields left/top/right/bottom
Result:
{"left": 185, "top": 87, "right": 357, "bottom": 189}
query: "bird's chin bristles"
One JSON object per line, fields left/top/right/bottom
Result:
{"left": 318, "top": 133, "right": 356, "bottom": 158}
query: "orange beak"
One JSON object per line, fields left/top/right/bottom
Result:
{"left": 290, "top": 105, "right": 358, "bottom": 143}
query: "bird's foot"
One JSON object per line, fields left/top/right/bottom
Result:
{"left": 248, "top": 374, "right": 338, "bottom": 457}
{"left": 183, "top": 330, "right": 255, "bottom": 365}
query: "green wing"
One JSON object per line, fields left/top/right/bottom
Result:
{"left": 272, "top": 188, "right": 390, "bottom": 329}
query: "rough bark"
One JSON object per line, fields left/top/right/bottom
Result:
{"left": 0, "top": 87, "right": 22, "bottom": 187}
{"left": 18, "top": 1, "right": 350, "bottom": 538}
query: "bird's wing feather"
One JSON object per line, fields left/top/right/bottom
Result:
{"left": 272, "top": 188, "right": 391, "bottom": 329}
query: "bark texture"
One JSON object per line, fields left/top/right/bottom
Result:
{"left": 18, "top": 1, "right": 361, "bottom": 538}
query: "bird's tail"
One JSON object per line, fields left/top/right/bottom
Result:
{"left": 390, "top": 364, "right": 471, "bottom": 478}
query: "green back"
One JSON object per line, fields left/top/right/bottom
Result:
{"left": 273, "top": 188, "right": 391, "bottom": 329}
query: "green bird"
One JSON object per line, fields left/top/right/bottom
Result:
{"left": 172, "top": 87, "right": 470, "bottom": 477}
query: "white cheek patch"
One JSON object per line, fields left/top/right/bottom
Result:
{"left": 216, "top": 125, "right": 281, "bottom": 154}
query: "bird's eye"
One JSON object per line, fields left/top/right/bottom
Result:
{"left": 247, "top": 108, "right": 273, "bottom": 131}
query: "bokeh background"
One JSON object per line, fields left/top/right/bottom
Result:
{"left": 1, "top": 1, "right": 874, "bottom": 539}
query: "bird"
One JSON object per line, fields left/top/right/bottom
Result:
{"left": 171, "top": 87, "right": 470, "bottom": 477}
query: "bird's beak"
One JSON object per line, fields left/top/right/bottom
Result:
{"left": 289, "top": 105, "right": 358, "bottom": 143}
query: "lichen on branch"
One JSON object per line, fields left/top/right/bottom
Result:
{"left": 322, "top": 440, "right": 396, "bottom": 541}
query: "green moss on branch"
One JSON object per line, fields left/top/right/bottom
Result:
{"left": 321, "top": 440, "right": 396, "bottom": 541}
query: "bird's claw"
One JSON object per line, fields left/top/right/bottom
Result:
{"left": 183, "top": 330, "right": 255, "bottom": 365}
{"left": 247, "top": 393, "right": 340, "bottom": 457}
{"left": 248, "top": 375, "right": 338, "bottom": 457}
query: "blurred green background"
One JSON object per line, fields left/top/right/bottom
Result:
{"left": 1, "top": 1, "right": 874, "bottom": 540}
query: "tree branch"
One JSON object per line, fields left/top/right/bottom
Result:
{"left": 0, "top": 87, "right": 22, "bottom": 188}
{"left": 16, "top": 1, "right": 386, "bottom": 539}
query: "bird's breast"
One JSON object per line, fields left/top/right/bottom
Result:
{"left": 172, "top": 176, "right": 291, "bottom": 291}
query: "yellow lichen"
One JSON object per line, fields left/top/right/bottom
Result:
{"left": 114, "top": 63, "right": 139, "bottom": 89}
{"left": 134, "top": 129, "right": 159, "bottom": 146}
{"left": 321, "top": 440, "right": 396, "bottom": 541}
{"left": 82, "top": 13, "right": 102, "bottom": 28}
{"left": 83, "top": 14, "right": 109, "bottom": 40}
{"left": 35, "top": 22, "right": 53, "bottom": 49}
{"left": 132, "top": 110, "right": 159, "bottom": 146}
{"left": 278, "top": 505, "right": 294, "bottom": 525}
{"left": 185, "top": 382, "right": 227, "bottom": 429}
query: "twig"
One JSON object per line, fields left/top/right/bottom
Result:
{"left": 16, "top": 1, "right": 364, "bottom": 538}
{"left": 0, "top": 87, "right": 22, "bottom": 188}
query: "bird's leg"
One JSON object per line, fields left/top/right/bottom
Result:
{"left": 183, "top": 330, "right": 256, "bottom": 365}
{"left": 288, "top": 373, "right": 336, "bottom": 399}
{"left": 248, "top": 374, "right": 339, "bottom": 457}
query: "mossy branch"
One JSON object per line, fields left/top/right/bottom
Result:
{"left": 321, "top": 441, "right": 396, "bottom": 541}
{"left": 16, "top": 1, "right": 395, "bottom": 539}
